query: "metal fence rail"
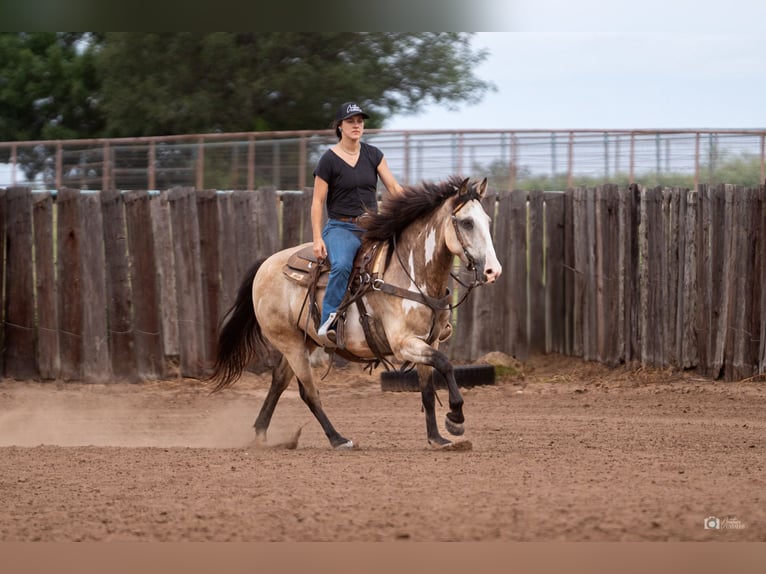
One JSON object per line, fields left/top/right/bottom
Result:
{"left": 1, "top": 129, "right": 765, "bottom": 192}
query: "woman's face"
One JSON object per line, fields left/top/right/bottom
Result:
{"left": 341, "top": 114, "right": 365, "bottom": 138}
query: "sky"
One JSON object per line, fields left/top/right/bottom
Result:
{"left": 386, "top": 2, "right": 766, "bottom": 131}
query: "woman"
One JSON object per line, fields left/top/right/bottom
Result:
{"left": 311, "top": 101, "right": 403, "bottom": 347}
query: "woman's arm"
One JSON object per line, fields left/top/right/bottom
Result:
{"left": 311, "top": 176, "right": 329, "bottom": 260}
{"left": 377, "top": 157, "right": 403, "bottom": 197}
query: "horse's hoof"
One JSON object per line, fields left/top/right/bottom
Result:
{"left": 428, "top": 437, "right": 452, "bottom": 449}
{"left": 445, "top": 417, "right": 465, "bottom": 436}
{"left": 334, "top": 440, "right": 355, "bottom": 450}
{"left": 250, "top": 434, "right": 268, "bottom": 449}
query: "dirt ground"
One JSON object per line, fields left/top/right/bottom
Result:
{"left": 0, "top": 354, "right": 764, "bottom": 542}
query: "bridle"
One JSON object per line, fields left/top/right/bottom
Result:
{"left": 390, "top": 193, "right": 485, "bottom": 314}
{"left": 449, "top": 195, "right": 483, "bottom": 286}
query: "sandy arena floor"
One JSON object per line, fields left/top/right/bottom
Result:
{"left": 1, "top": 354, "right": 763, "bottom": 541}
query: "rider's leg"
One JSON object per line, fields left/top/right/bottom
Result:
{"left": 320, "top": 220, "right": 362, "bottom": 330}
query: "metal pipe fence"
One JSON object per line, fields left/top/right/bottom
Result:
{"left": 1, "top": 129, "right": 765, "bottom": 192}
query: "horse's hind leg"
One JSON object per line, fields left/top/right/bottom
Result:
{"left": 253, "top": 355, "right": 293, "bottom": 445}
{"left": 297, "top": 377, "right": 353, "bottom": 449}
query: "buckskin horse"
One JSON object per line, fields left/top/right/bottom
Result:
{"left": 207, "top": 176, "right": 501, "bottom": 449}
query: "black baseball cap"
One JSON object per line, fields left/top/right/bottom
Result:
{"left": 336, "top": 101, "right": 370, "bottom": 121}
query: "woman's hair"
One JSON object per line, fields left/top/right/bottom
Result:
{"left": 332, "top": 119, "right": 342, "bottom": 140}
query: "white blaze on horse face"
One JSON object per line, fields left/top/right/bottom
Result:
{"left": 462, "top": 200, "right": 502, "bottom": 283}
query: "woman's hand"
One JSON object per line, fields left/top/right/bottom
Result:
{"left": 313, "top": 238, "right": 328, "bottom": 261}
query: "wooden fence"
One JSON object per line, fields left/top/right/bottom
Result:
{"left": 1, "top": 183, "right": 765, "bottom": 383}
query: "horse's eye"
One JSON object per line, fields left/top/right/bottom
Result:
{"left": 460, "top": 218, "right": 474, "bottom": 231}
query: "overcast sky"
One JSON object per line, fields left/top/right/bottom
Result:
{"left": 387, "top": 2, "right": 766, "bottom": 130}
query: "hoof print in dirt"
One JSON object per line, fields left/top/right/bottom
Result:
{"left": 380, "top": 364, "right": 496, "bottom": 392}
{"left": 441, "top": 440, "right": 472, "bottom": 451}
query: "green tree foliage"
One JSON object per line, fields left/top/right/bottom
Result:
{"left": 96, "top": 32, "right": 492, "bottom": 136}
{"left": 0, "top": 32, "right": 103, "bottom": 142}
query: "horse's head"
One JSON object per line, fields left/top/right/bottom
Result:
{"left": 446, "top": 178, "right": 502, "bottom": 284}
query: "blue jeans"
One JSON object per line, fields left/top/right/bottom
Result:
{"left": 321, "top": 219, "right": 363, "bottom": 325}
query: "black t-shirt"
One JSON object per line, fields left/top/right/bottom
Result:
{"left": 313, "top": 141, "right": 384, "bottom": 219}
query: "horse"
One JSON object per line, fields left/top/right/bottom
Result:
{"left": 207, "top": 176, "right": 502, "bottom": 449}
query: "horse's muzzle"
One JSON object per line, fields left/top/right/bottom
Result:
{"left": 482, "top": 263, "right": 501, "bottom": 284}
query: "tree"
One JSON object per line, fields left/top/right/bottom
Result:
{"left": 0, "top": 33, "right": 103, "bottom": 141}
{"left": 0, "top": 33, "right": 104, "bottom": 178}
{"left": 96, "top": 32, "right": 493, "bottom": 136}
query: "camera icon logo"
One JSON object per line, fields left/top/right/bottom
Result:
{"left": 704, "top": 516, "right": 720, "bottom": 530}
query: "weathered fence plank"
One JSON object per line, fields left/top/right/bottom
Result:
{"left": 639, "top": 187, "right": 660, "bottom": 366}
{"left": 150, "top": 190, "right": 179, "bottom": 359}
{"left": 595, "top": 184, "right": 620, "bottom": 366}
{"left": 714, "top": 185, "right": 735, "bottom": 378}
{"left": 751, "top": 187, "right": 765, "bottom": 376}
{"left": 572, "top": 187, "right": 588, "bottom": 359}
{"left": 4, "top": 187, "right": 37, "bottom": 379}
{"left": 563, "top": 188, "right": 575, "bottom": 356}
{"left": 254, "top": 186, "right": 279, "bottom": 260}
{"left": 280, "top": 190, "right": 307, "bottom": 249}
{"left": 681, "top": 188, "right": 699, "bottom": 369}
{"left": 544, "top": 192, "right": 565, "bottom": 354}
{"left": 80, "top": 191, "right": 110, "bottom": 382}
{"left": 759, "top": 185, "right": 766, "bottom": 375}
{"left": 584, "top": 189, "right": 598, "bottom": 362}
{"left": 663, "top": 188, "right": 678, "bottom": 367}
{"left": 33, "top": 192, "right": 58, "bottom": 379}
{"left": 730, "top": 187, "right": 757, "bottom": 380}
{"left": 301, "top": 187, "right": 314, "bottom": 247}
{"left": 125, "top": 190, "right": 165, "bottom": 379}
{"left": 508, "top": 190, "right": 528, "bottom": 359}
{"left": 168, "top": 187, "right": 207, "bottom": 378}
{"left": 216, "top": 191, "right": 240, "bottom": 320}
{"left": 696, "top": 184, "right": 712, "bottom": 376}
{"left": 57, "top": 188, "right": 83, "bottom": 380}
{"left": 528, "top": 190, "right": 545, "bottom": 354}
{"left": 494, "top": 191, "right": 514, "bottom": 355}
{"left": 197, "top": 189, "right": 221, "bottom": 362}
{"left": 101, "top": 188, "right": 136, "bottom": 381}
{"left": 0, "top": 189, "right": 6, "bottom": 375}
{"left": 619, "top": 184, "right": 641, "bottom": 364}
{"left": 233, "top": 190, "right": 258, "bottom": 282}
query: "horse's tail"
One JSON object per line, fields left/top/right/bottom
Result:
{"left": 208, "top": 259, "right": 268, "bottom": 393}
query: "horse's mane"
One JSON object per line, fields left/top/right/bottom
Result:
{"left": 360, "top": 175, "right": 470, "bottom": 242}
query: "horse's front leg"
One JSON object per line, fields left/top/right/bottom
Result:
{"left": 401, "top": 338, "right": 465, "bottom": 445}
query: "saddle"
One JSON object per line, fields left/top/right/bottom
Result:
{"left": 282, "top": 241, "right": 393, "bottom": 361}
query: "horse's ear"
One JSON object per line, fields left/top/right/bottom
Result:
{"left": 457, "top": 177, "right": 470, "bottom": 198}
{"left": 478, "top": 177, "right": 488, "bottom": 198}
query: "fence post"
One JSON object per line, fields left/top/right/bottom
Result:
{"left": 299, "top": 135, "right": 307, "bottom": 190}
{"left": 247, "top": 135, "right": 256, "bottom": 190}
{"left": 695, "top": 133, "right": 700, "bottom": 189}
{"left": 10, "top": 144, "right": 16, "bottom": 185}
{"left": 55, "top": 143, "right": 63, "bottom": 190}
{"left": 102, "top": 141, "right": 110, "bottom": 192}
{"left": 567, "top": 132, "right": 574, "bottom": 188}
{"left": 196, "top": 137, "right": 204, "bottom": 190}
{"left": 148, "top": 140, "right": 156, "bottom": 190}
{"left": 629, "top": 132, "right": 635, "bottom": 184}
